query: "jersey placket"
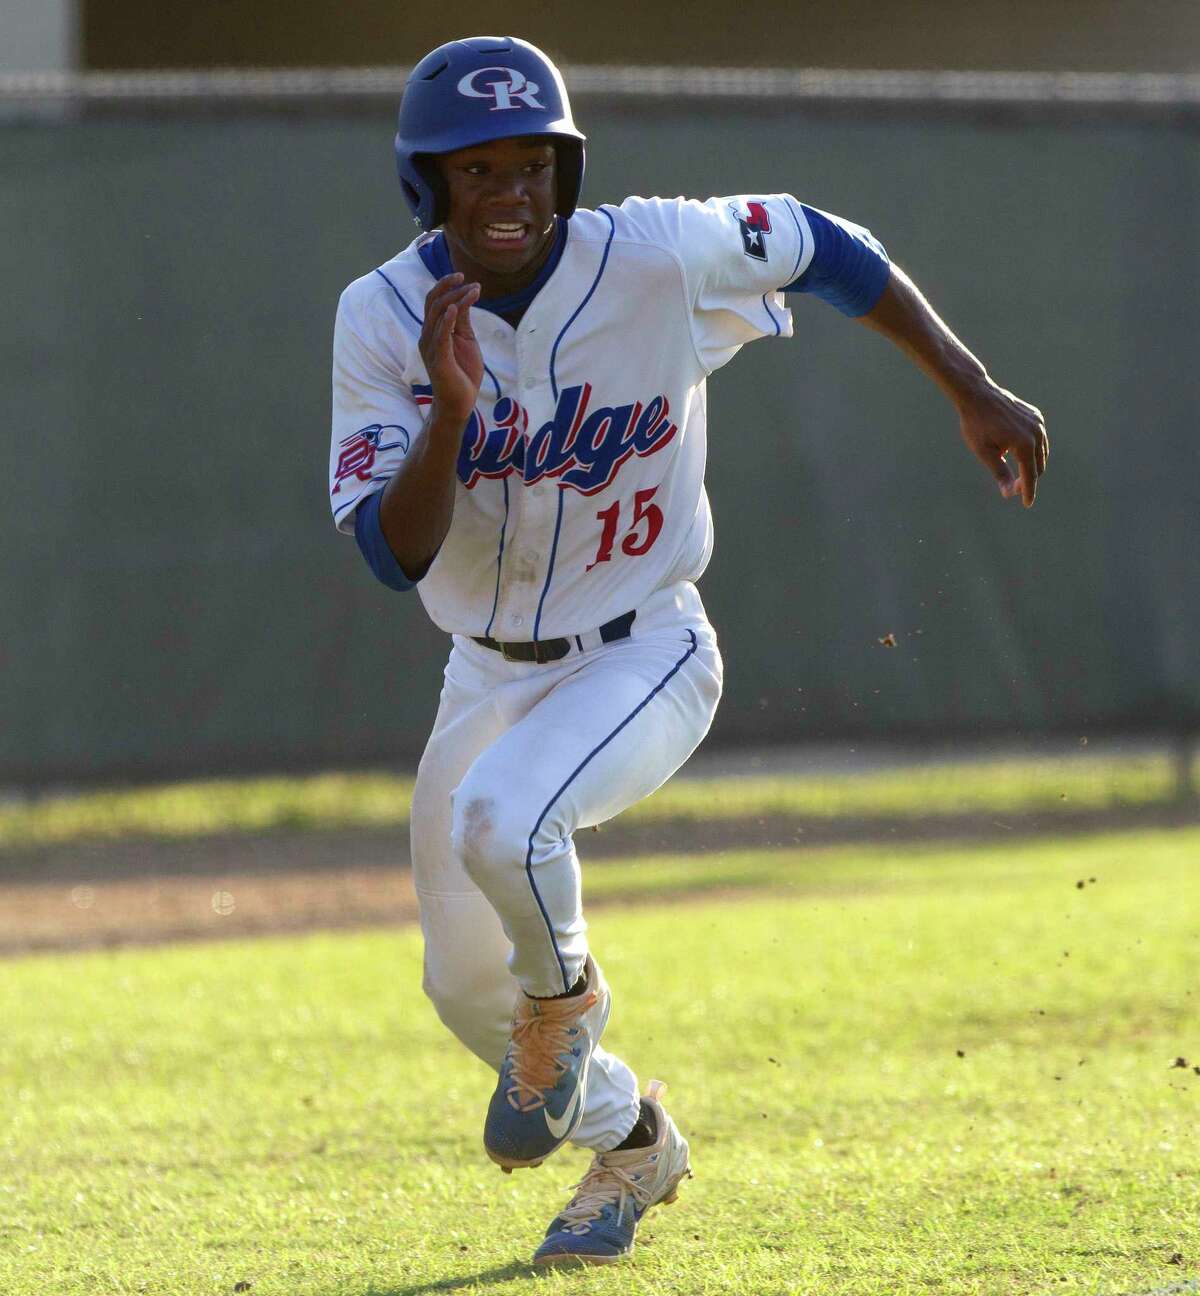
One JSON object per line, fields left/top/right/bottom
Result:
{"left": 492, "top": 319, "right": 556, "bottom": 641}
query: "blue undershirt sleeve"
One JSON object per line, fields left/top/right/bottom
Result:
{"left": 783, "top": 204, "right": 891, "bottom": 317}
{"left": 354, "top": 489, "right": 419, "bottom": 592}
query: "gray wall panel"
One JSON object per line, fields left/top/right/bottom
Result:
{"left": 2, "top": 108, "right": 1196, "bottom": 784}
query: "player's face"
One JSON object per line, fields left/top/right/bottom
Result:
{"left": 437, "top": 137, "right": 558, "bottom": 293}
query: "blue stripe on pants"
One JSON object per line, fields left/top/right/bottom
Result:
{"left": 523, "top": 630, "right": 700, "bottom": 991}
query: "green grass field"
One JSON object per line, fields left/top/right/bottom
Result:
{"left": 3, "top": 828, "right": 1197, "bottom": 1296}
{"left": 0, "top": 751, "right": 1185, "bottom": 850}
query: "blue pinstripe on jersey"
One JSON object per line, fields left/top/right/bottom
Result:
{"left": 782, "top": 197, "right": 809, "bottom": 284}
{"left": 484, "top": 476, "right": 510, "bottom": 638}
{"left": 549, "top": 207, "right": 615, "bottom": 400}
{"left": 374, "top": 267, "right": 502, "bottom": 396}
{"left": 374, "top": 268, "right": 422, "bottom": 328}
{"left": 521, "top": 208, "right": 619, "bottom": 633}
{"left": 532, "top": 488, "right": 566, "bottom": 640}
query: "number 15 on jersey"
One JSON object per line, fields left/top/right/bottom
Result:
{"left": 587, "top": 487, "right": 664, "bottom": 572}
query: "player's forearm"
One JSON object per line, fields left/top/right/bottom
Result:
{"left": 858, "top": 264, "right": 993, "bottom": 411}
{"left": 858, "top": 261, "right": 1048, "bottom": 505}
{"left": 376, "top": 405, "right": 467, "bottom": 580}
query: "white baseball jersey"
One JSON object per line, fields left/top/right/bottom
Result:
{"left": 329, "top": 193, "right": 816, "bottom": 640}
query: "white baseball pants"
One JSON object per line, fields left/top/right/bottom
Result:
{"left": 410, "top": 580, "right": 722, "bottom": 1151}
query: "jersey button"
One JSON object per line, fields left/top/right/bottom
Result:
{"left": 512, "top": 615, "right": 525, "bottom": 628}
{"left": 522, "top": 377, "right": 537, "bottom": 390}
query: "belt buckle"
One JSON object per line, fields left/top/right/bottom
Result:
{"left": 500, "top": 642, "right": 526, "bottom": 664}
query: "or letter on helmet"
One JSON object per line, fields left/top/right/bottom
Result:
{"left": 456, "top": 67, "right": 546, "bottom": 112}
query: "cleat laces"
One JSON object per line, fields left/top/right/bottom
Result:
{"left": 556, "top": 1159, "right": 654, "bottom": 1234}
{"left": 504, "top": 991, "right": 597, "bottom": 1112}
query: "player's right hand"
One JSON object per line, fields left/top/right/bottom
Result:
{"left": 419, "top": 272, "right": 484, "bottom": 422}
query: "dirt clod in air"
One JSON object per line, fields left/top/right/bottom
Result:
{"left": 878, "top": 633, "right": 897, "bottom": 647}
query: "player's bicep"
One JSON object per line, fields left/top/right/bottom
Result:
{"left": 781, "top": 204, "right": 890, "bottom": 318}
{"left": 329, "top": 301, "right": 421, "bottom": 535}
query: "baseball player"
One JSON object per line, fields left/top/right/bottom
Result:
{"left": 329, "top": 36, "right": 1047, "bottom": 1267}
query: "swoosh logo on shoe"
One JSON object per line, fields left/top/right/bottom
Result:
{"left": 545, "top": 1082, "right": 581, "bottom": 1141}
{"left": 545, "top": 1056, "right": 589, "bottom": 1141}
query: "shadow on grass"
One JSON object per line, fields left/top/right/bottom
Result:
{"left": 364, "top": 1261, "right": 544, "bottom": 1294}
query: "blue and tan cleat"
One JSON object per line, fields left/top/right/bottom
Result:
{"left": 483, "top": 954, "right": 611, "bottom": 1172}
{"left": 531, "top": 1079, "right": 692, "bottom": 1267}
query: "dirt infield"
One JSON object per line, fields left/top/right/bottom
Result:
{"left": 3, "top": 800, "right": 1195, "bottom": 957}
{"left": 4, "top": 863, "right": 420, "bottom": 955}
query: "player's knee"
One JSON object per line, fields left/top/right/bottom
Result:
{"left": 450, "top": 785, "right": 528, "bottom": 885}
{"left": 449, "top": 788, "right": 500, "bottom": 873}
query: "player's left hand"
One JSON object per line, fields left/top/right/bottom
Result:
{"left": 956, "top": 381, "right": 1048, "bottom": 508}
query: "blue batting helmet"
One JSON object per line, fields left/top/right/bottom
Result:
{"left": 394, "top": 36, "right": 586, "bottom": 231}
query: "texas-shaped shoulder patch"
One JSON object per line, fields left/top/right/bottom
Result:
{"left": 729, "top": 200, "right": 773, "bottom": 261}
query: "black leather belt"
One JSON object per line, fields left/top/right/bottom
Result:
{"left": 474, "top": 610, "right": 636, "bottom": 664}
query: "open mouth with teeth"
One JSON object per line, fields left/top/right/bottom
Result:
{"left": 483, "top": 222, "right": 529, "bottom": 244}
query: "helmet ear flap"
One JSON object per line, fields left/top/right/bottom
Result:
{"left": 552, "top": 138, "right": 585, "bottom": 220}
{"left": 413, "top": 155, "right": 450, "bottom": 229}
{"left": 399, "top": 178, "right": 423, "bottom": 226}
